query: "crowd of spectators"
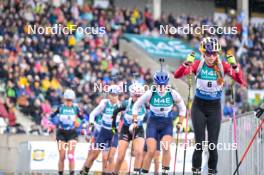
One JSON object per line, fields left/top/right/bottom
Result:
{"left": 0, "top": 0, "right": 263, "bottom": 133}
{"left": 0, "top": 0, "right": 153, "bottom": 133}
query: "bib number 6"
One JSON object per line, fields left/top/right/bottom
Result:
{"left": 207, "top": 81, "right": 212, "bottom": 87}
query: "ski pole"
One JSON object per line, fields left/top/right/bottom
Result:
{"left": 183, "top": 69, "right": 192, "bottom": 175}
{"left": 232, "top": 119, "right": 264, "bottom": 175}
{"left": 173, "top": 127, "right": 180, "bottom": 175}
{"left": 231, "top": 80, "right": 239, "bottom": 175}
{"left": 87, "top": 123, "right": 93, "bottom": 149}
{"left": 128, "top": 125, "right": 137, "bottom": 175}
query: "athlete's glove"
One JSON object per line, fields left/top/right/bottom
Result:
{"left": 81, "top": 121, "right": 89, "bottom": 129}
{"left": 176, "top": 116, "right": 184, "bottom": 131}
{"left": 111, "top": 127, "right": 117, "bottom": 135}
{"left": 186, "top": 52, "right": 195, "bottom": 63}
{"left": 88, "top": 122, "right": 94, "bottom": 133}
{"left": 176, "top": 122, "right": 182, "bottom": 131}
{"left": 184, "top": 52, "right": 195, "bottom": 67}
{"left": 255, "top": 104, "right": 264, "bottom": 119}
{"left": 132, "top": 115, "right": 138, "bottom": 128}
{"left": 111, "top": 119, "right": 117, "bottom": 134}
{"left": 129, "top": 123, "right": 138, "bottom": 134}
{"left": 226, "top": 54, "right": 238, "bottom": 69}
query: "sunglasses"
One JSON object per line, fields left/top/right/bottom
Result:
{"left": 110, "top": 93, "right": 118, "bottom": 96}
{"left": 205, "top": 52, "right": 218, "bottom": 57}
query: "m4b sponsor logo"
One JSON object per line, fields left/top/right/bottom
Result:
{"left": 201, "top": 69, "right": 217, "bottom": 79}
{"left": 154, "top": 98, "right": 171, "bottom": 104}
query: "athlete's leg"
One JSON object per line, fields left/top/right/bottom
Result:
{"left": 160, "top": 135, "right": 172, "bottom": 168}
{"left": 141, "top": 118, "right": 158, "bottom": 173}
{"left": 191, "top": 98, "right": 207, "bottom": 170}
{"left": 153, "top": 133, "right": 161, "bottom": 174}
{"left": 141, "top": 138, "right": 157, "bottom": 172}
{"left": 132, "top": 137, "right": 145, "bottom": 170}
{"left": 82, "top": 128, "right": 99, "bottom": 171}
{"left": 206, "top": 100, "right": 221, "bottom": 172}
{"left": 105, "top": 147, "right": 117, "bottom": 173}
{"left": 154, "top": 151, "right": 161, "bottom": 175}
{"left": 102, "top": 150, "right": 108, "bottom": 172}
{"left": 57, "top": 140, "right": 66, "bottom": 174}
{"left": 141, "top": 144, "right": 147, "bottom": 169}
{"left": 106, "top": 133, "right": 119, "bottom": 173}
{"left": 152, "top": 117, "right": 173, "bottom": 174}
{"left": 114, "top": 125, "right": 130, "bottom": 173}
{"left": 67, "top": 140, "right": 77, "bottom": 174}
{"left": 82, "top": 127, "right": 109, "bottom": 173}
{"left": 114, "top": 140, "right": 129, "bottom": 173}
{"left": 84, "top": 149, "right": 101, "bottom": 171}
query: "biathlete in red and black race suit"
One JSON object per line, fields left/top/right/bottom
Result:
{"left": 174, "top": 37, "right": 247, "bottom": 175}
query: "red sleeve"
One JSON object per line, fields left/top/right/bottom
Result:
{"left": 222, "top": 61, "right": 247, "bottom": 87}
{"left": 174, "top": 60, "right": 200, "bottom": 78}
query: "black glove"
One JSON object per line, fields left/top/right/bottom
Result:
{"left": 176, "top": 122, "right": 182, "bottom": 131}
{"left": 255, "top": 106, "right": 264, "bottom": 119}
{"left": 89, "top": 123, "right": 94, "bottom": 132}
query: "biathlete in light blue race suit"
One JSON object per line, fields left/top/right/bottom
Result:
{"left": 49, "top": 89, "right": 83, "bottom": 175}
{"left": 81, "top": 85, "right": 121, "bottom": 174}
{"left": 132, "top": 71, "right": 186, "bottom": 175}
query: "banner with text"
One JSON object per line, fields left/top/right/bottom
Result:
{"left": 123, "top": 34, "right": 200, "bottom": 59}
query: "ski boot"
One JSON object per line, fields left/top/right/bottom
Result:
{"left": 192, "top": 167, "right": 201, "bottom": 175}
{"left": 208, "top": 169, "right": 217, "bottom": 175}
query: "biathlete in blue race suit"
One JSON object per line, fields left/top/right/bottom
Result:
{"left": 132, "top": 71, "right": 186, "bottom": 175}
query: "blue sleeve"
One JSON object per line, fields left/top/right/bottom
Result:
{"left": 76, "top": 106, "right": 84, "bottom": 119}
{"left": 49, "top": 106, "right": 61, "bottom": 125}
{"left": 83, "top": 113, "right": 89, "bottom": 123}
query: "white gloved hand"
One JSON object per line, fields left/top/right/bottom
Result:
{"left": 129, "top": 123, "right": 137, "bottom": 134}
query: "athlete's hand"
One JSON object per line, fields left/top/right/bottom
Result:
{"left": 184, "top": 52, "right": 195, "bottom": 67}
{"left": 111, "top": 127, "right": 118, "bottom": 135}
{"left": 176, "top": 122, "right": 182, "bottom": 131}
{"left": 81, "top": 129, "right": 86, "bottom": 135}
{"left": 255, "top": 104, "right": 264, "bottom": 119}
{"left": 176, "top": 115, "right": 185, "bottom": 131}
{"left": 129, "top": 123, "right": 137, "bottom": 134}
{"left": 132, "top": 114, "right": 138, "bottom": 127}
{"left": 82, "top": 121, "right": 88, "bottom": 129}
{"left": 47, "top": 126, "right": 53, "bottom": 134}
{"left": 226, "top": 54, "right": 237, "bottom": 66}
{"left": 88, "top": 122, "right": 94, "bottom": 132}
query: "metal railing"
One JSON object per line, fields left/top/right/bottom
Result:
{"left": 218, "top": 112, "right": 264, "bottom": 175}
